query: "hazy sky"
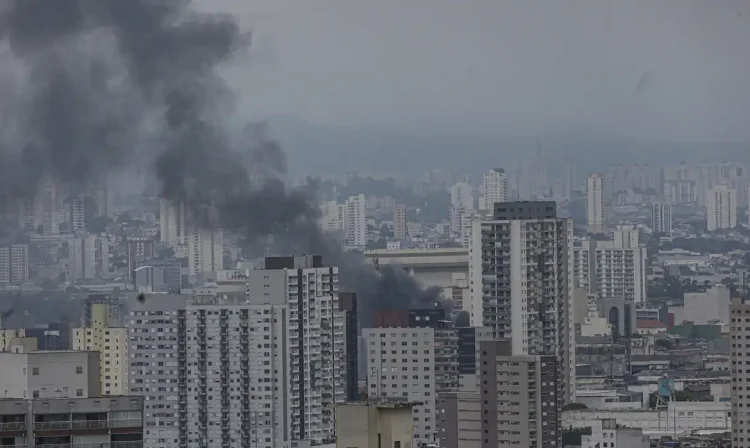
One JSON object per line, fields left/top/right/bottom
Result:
{"left": 202, "top": 0, "right": 750, "bottom": 143}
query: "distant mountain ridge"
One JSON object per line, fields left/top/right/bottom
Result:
{"left": 263, "top": 115, "right": 750, "bottom": 178}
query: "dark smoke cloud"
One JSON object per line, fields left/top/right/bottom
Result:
{"left": 0, "top": 0, "right": 445, "bottom": 325}
{"left": 454, "top": 311, "right": 470, "bottom": 327}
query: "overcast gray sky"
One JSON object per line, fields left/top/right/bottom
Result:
{"left": 202, "top": 0, "right": 750, "bottom": 144}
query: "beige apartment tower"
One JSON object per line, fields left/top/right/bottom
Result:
{"left": 72, "top": 303, "right": 128, "bottom": 396}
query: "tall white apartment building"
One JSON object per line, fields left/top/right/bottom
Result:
{"left": 246, "top": 255, "right": 346, "bottom": 445}
{"left": 479, "top": 168, "right": 507, "bottom": 211}
{"left": 595, "top": 224, "right": 647, "bottom": 304}
{"left": 707, "top": 185, "right": 737, "bottom": 231}
{"left": 128, "top": 256, "right": 346, "bottom": 448}
{"left": 345, "top": 194, "right": 367, "bottom": 249}
{"left": 127, "top": 294, "right": 184, "bottom": 448}
{"left": 364, "top": 322, "right": 458, "bottom": 445}
{"left": 188, "top": 226, "right": 223, "bottom": 275}
{"left": 468, "top": 201, "right": 574, "bottom": 404}
{"left": 393, "top": 204, "right": 407, "bottom": 240}
{"left": 572, "top": 226, "right": 647, "bottom": 305}
{"left": 731, "top": 299, "right": 750, "bottom": 447}
{"left": 160, "top": 199, "right": 187, "bottom": 245}
{"left": 586, "top": 173, "right": 605, "bottom": 234}
{"left": 651, "top": 202, "right": 673, "bottom": 236}
{"left": 450, "top": 182, "right": 474, "bottom": 210}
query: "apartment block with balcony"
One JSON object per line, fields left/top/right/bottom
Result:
{"left": 364, "top": 312, "right": 459, "bottom": 446}
{"left": 73, "top": 303, "right": 128, "bottom": 396}
{"left": 479, "top": 340, "right": 560, "bottom": 448}
{"left": 0, "top": 396, "right": 143, "bottom": 448}
{"left": 468, "top": 201, "right": 574, "bottom": 404}
{"left": 126, "top": 294, "right": 184, "bottom": 448}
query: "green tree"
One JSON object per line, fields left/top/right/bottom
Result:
{"left": 562, "top": 427, "right": 592, "bottom": 446}
{"left": 563, "top": 403, "right": 588, "bottom": 411}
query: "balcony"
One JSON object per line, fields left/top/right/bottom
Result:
{"left": 109, "top": 418, "right": 143, "bottom": 429}
{"left": 34, "top": 420, "right": 72, "bottom": 431}
{"left": 72, "top": 420, "right": 109, "bottom": 430}
{"left": 112, "top": 442, "right": 144, "bottom": 448}
{"left": 0, "top": 421, "right": 26, "bottom": 432}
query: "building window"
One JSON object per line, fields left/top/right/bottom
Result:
{"left": 76, "top": 389, "right": 84, "bottom": 397}
{"left": 76, "top": 366, "right": 83, "bottom": 374}
{"left": 32, "top": 390, "right": 39, "bottom": 398}
{"left": 32, "top": 367, "right": 39, "bottom": 375}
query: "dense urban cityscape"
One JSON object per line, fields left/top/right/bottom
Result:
{"left": 0, "top": 1, "right": 749, "bottom": 448}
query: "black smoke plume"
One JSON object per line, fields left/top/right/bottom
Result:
{"left": 0, "top": 0, "right": 446, "bottom": 325}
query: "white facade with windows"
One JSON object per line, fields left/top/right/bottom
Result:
{"left": 707, "top": 185, "right": 737, "bottom": 231}
{"left": 479, "top": 168, "right": 506, "bottom": 211}
{"left": 345, "top": 194, "right": 367, "bottom": 249}
{"left": 587, "top": 173, "right": 605, "bottom": 233}
{"left": 363, "top": 327, "right": 458, "bottom": 446}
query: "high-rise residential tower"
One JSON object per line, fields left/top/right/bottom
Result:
{"left": 345, "top": 194, "right": 367, "bottom": 249}
{"left": 128, "top": 256, "right": 347, "bottom": 448}
{"left": 586, "top": 173, "right": 605, "bottom": 234}
{"left": 72, "top": 302, "right": 128, "bottom": 396}
{"left": 480, "top": 168, "right": 507, "bottom": 211}
{"left": 469, "top": 201, "right": 574, "bottom": 404}
{"left": 651, "top": 202, "right": 673, "bottom": 236}
{"left": 706, "top": 185, "right": 737, "bottom": 231}
{"left": 364, "top": 309, "right": 459, "bottom": 446}
{"left": 187, "top": 226, "right": 223, "bottom": 275}
{"left": 393, "top": 203, "right": 407, "bottom": 240}
{"left": 160, "top": 199, "right": 187, "bottom": 245}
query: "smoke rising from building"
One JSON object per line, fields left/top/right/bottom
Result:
{"left": 0, "top": 0, "right": 444, "bottom": 322}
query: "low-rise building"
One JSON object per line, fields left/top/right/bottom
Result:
{"left": 0, "top": 396, "right": 144, "bottom": 448}
{"left": 334, "top": 402, "right": 414, "bottom": 448}
{"left": 582, "top": 418, "right": 649, "bottom": 448}
{"left": 0, "top": 350, "right": 100, "bottom": 399}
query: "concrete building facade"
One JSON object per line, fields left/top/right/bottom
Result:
{"left": 364, "top": 325, "right": 458, "bottom": 445}
{"left": 594, "top": 224, "right": 648, "bottom": 305}
{"left": 334, "top": 402, "right": 414, "bottom": 448}
{"left": 480, "top": 168, "right": 507, "bottom": 211}
{"left": 128, "top": 256, "right": 347, "bottom": 448}
{"left": 393, "top": 203, "right": 407, "bottom": 240}
{"left": 479, "top": 340, "right": 560, "bottom": 448}
{"left": 468, "top": 201, "right": 574, "bottom": 404}
{"left": 707, "top": 185, "right": 737, "bottom": 231}
{"left": 0, "top": 244, "right": 29, "bottom": 284}
{"left": 0, "top": 396, "right": 144, "bottom": 448}
{"left": 345, "top": 194, "right": 367, "bottom": 249}
{"left": 187, "top": 227, "right": 223, "bottom": 275}
{"left": 581, "top": 418, "right": 649, "bottom": 448}
{"left": 0, "top": 350, "right": 101, "bottom": 400}
{"left": 651, "top": 202, "right": 673, "bottom": 236}
{"left": 437, "top": 391, "right": 480, "bottom": 448}
{"left": 160, "top": 199, "right": 187, "bottom": 245}
{"left": 586, "top": 173, "right": 605, "bottom": 234}
{"left": 73, "top": 303, "right": 129, "bottom": 396}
